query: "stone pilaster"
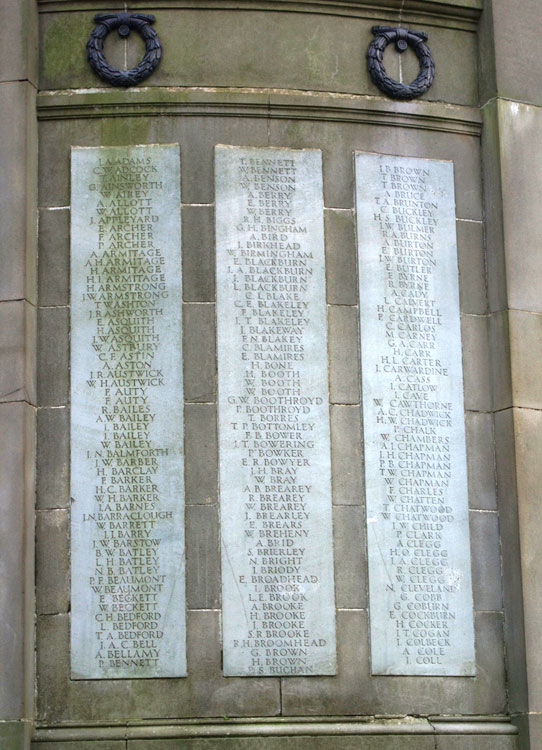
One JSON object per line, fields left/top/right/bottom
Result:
{"left": 0, "top": 1, "right": 38, "bottom": 748}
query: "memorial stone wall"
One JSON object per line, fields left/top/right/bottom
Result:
{"left": 3, "top": 0, "right": 541, "bottom": 748}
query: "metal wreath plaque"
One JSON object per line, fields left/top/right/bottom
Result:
{"left": 367, "top": 26, "right": 435, "bottom": 100}
{"left": 87, "top": 12, "right": 162, "bottom": 87}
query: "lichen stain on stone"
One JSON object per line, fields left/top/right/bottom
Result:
{"left": 99, "top": 117, "right": 153, "bottom": 147}
{"left": 42, "top": 14, "right": 89, "bottom": 87}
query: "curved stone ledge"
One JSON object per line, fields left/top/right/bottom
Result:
{"left": 37, "top": 87, "right": 482, "bottom": 135}
{"left": 32, "top": 716, "right": 518, "bottom": 743}
{"left": 37, "top": 0, "right": 482, "bottom": 29}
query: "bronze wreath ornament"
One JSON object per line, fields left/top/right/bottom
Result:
{"left": 367, "top": 26, "right": 435, "bottom": 100}
{"left": 87, "top": 12, "right": 162, "bottom": 87}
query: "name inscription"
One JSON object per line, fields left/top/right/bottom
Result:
{"left": 216, "top": 146, "right": 336, "bottom": 677}
{"left": 355, "top": 152, "right": 475, "bottom": 676}
{"left": 70, "top": 144, "right": 186, "bottom": 679}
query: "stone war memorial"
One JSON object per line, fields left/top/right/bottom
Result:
{"left": 1, "top": 2, "right": 542, "bottom": 750}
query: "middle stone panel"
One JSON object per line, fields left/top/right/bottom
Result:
{"left": 215, "top": 145, "right": 337, "bottom": 677}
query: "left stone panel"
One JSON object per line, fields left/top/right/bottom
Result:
{"left": 70, "top": 144, "right": 186, "bottom": 679}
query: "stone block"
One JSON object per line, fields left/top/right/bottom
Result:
{"left": 493, "top": 408, "right": 528, "bottom": 715}
{"left": 0, "top": 0, "right": 38, "bottom": 85}
{"left": 37, "top": 611, "right": 280, "bottom": 723}
{"left": 511, "top": 407, "right": 542, "bottom": 712}
{"left": 324, "top": 209, "right": 357, "bottom": 306}
{"left": 38, "top": 208, "right": 69, "bottom": 307}
{"left": 0, "top": 301, "right": 35, "bottom": 404}
{"left": 328, "top": 306, "right": 360, "bottom": 405}
{"left": 478, "top": 0, "right": 498, "bottom": 106}
{"left": 456, "top": 220, "right": 487, "bottom": 315}
{"left": 183, "top": 303, "right": 216, "bottom": 403}
{"left": 36, "top": 510, "right": 69, "bottom": 615}
{"left": 436, "top": 736, "right": 517, "bottom": 750}
{"left": 186, "top": 504, "right": 220, "bottom": 610}
{"left": 489, "top": 310, "right": 512, "bottom": 412}
{"left": 182, "top": 204, "right": 215, "bottom": 302}
{"left": 461, "top": 314, "right": 491, "bottom": 413}
{"left": 470, "top": 510, "right": 502, "bottom": 612}
{"left": 128, "top": 736, "right": 436, "bottom": 750}
{"left": 481, "top": 102, "right": 507, "bottom": 314}
{"left": 524, "top": 714, "right": 542, "bottom": 750}
{"left": 0, "top": 81, "right": 37, "bottom": 303}
{"left": 330, "top": 405, "right": 363, "bottom": 506}
{"left": 0, "top": 721, "right": 31, "bottom": 750}
{"left": 35, "top": 744, "right": 124, "bottom": 750}
{"left": 333, "top": 505, "right": 367, "bottom": 609}
{"left": 497, "top": 101, "right": 542, "bottom": 311}
{"left": 184, "top": 403, "right": 217, "bottom": 505}
{"left": 491, "top": 0, "right": 542, "bottom": 106}
{"left": 36, "top": 407, "right": 69, "bottom": 510}
{"left": 508, "top": 310, "right": 542, "bottom": 409}
{"left": 0, "top": 402, "right": 34, "bottom": 721}
{"left": 465, "top": 411, "right": 496, "bottom": 511}
{"left": 37, "top": 306, "right": 69, "bottom": 407}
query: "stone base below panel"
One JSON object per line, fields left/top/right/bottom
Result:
{"left": 32, "top": 718, "right": 518, "bottom": 749}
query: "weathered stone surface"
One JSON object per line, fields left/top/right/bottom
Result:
{"left": 461, "top": 314, "right": 491, "bottom": 413}
{"left": 184, "top": 403, "right": 217, "bottom": 505}
{"left": 183, "top": 303, "right": 216, "bottom": 403}
{"left": 511, "top": 407, "right": 542, "bottom": 712}
{"left": 128, "top": 736, "right": 436, "bottom": 750}
{"left": 281, "top": 611, "right": 506, "bottom": 716}
{"left": 182, "top": 204, "right": 215, "bottom": 302}
{"left": 328, "top": 306, "right": 361, "bottom": 405}
{"left": 38, "top": 208, "right": 69, "bottom": 307}
{"left": 186, "top": 503, "right": 220, "bottom": 610}
{"left": 36, "top": 407, "right": 69, "bottom": 510}
{"left": 216, "top": 146, "right": 336, "bottom": 676}
{"left": 493, "top": 408, "right": 528, "bottom": 715}
{"left": 35, "top": 744, "right": 124, "bottom": 750}
{"left": 470, "top": 510, "right": 502, "bottom": 612}
{"left": 37, "top": 611, "right": 280, "bottom": 722}
{"left": 37, "top": 306, "right": 68, "bottom": 407}
{"left": 456, "top": 220, "right": 487, "bottom": 315}
{"left": 0, "top": 403, "right": 34, "bottom": 721}
{"left": 0, "top": 81, "right": 37, "bottom": 303}
{"left": 36, "top": 509, "right": 69, "bottom": 615}
{"left": 0, "top": 0, "right": 38, "bottom": 85}
{"left": 70, "top": 145, "right": 186, "bottom": 678}
{"left": 465, "top": 412, "right": 497, "bottom": 511}
{"left": 354, "top": 152, "right": 475, "bottom": 676}
{"left": 436, "top": 736, "right": 517, "bottom": 750}
{"left": 330, "top": 405, "right": 363, "bottom": 506}
{"left": 324, "top": 209, "right": 357, "bottom": 306}
{"left": 333, "top": 505, "right": 367, "bottom": 609}
{"left": 0, "top": 301, "right": 30, "bottom": 404}
{"left": 509, "top": 310, "right": 542, "bottom": 409}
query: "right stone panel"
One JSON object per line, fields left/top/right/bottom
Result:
{"left": 354, "top": 152, "right": 475, "bottom": 676}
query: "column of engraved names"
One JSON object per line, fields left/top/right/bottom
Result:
{"left": 217, "top": 146, "right": 335, "bottom": 677}
{"left": 84, "top": 159, "right": 167, "bottom": 671}
{"left": 371, "top": 163, "right": 455, "bottom": 668}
